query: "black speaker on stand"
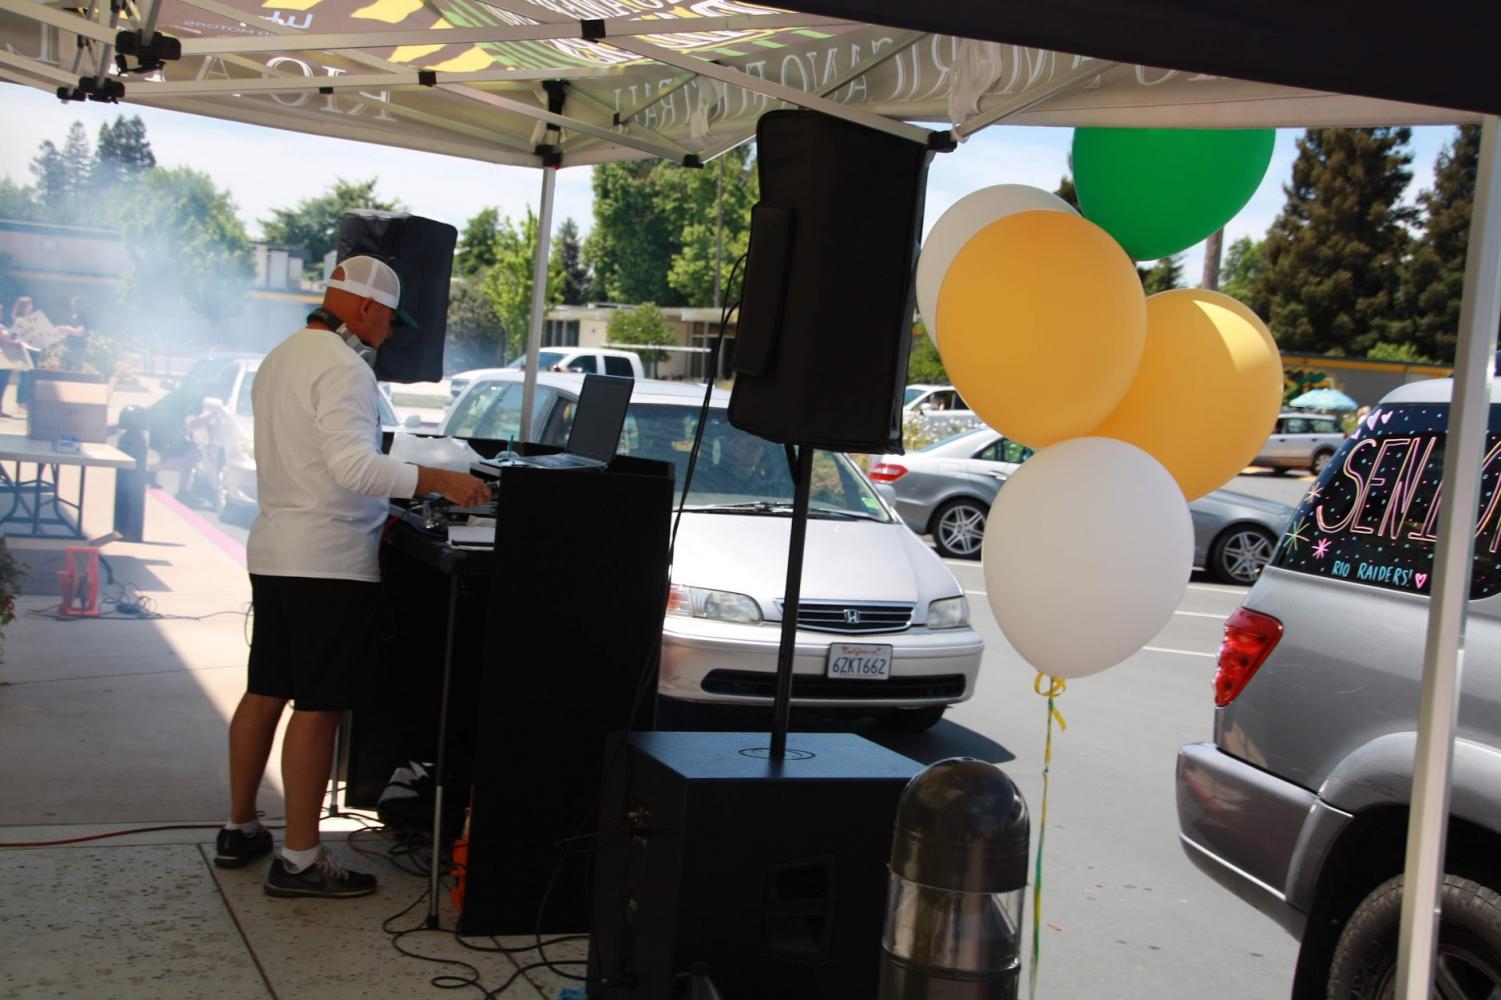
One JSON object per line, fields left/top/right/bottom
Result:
{"left": 336, "top": 209, "right": 457, "bottom": 383}
{"left": 587, "top": 111, "right": 946, "bottom": 997}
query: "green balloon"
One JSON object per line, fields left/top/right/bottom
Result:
{"left": 1072, "top": 128, "right": 1275, "bottom": 261}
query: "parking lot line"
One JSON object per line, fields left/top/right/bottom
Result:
{"left": 1174, "top": 610, "right": 1228, "bottom": 619}
{"left": 1142, "top": 645, "right": 1217, "bottom": 658}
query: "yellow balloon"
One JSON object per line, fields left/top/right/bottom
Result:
{"left": 936, "top": 210, "right": 1147, "bottom": 448}
{"left": 1090, "top": 289, "right": 1283, "bottom": 500}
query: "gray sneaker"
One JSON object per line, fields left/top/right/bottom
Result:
{"left": 264, "top": 849, "right": 377, "bottom": 899}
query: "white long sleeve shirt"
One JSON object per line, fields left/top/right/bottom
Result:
{"left": 246, "top": 327, "right": 420, "bottom": 581}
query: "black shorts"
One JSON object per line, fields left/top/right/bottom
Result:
{"left": 248, "top": 574, "right": 381, "bottom": 711}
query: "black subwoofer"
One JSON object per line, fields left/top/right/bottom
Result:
{"left": 588, "top": 731, "right": 921, "bottom": 998}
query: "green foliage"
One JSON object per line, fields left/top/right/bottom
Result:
{"left": 481, "top": 208, "right": 559, "bottom": 361}
{"left": 0, "top": 178, "right": 37, "bottom": 220}
{"left": 260, "top": 178, "right": 402, "bottom": 277}
{"left": 1394, "top": 124, "right": 1479, "bottom": 365}
{"left": 1141, "top": 254, "right": 1184, "bottom": 295}
{"left": 92, "top": 115, "right": 155, "bottom": 195}
{"left": 586, "top": 148, "right": 757, "bottom": 307}
{"left": 455, "top": 207, "right": 500, "bottom": 278}
{"left": 444, "top": 277, "right": 506, "bottom": 370}
{"left": 1219, "top": 236, "right": 1264, "bottom": 305}
{"left": 554, "top": 217, "right": 590, "bottom": 305}
{"left": 606, "top": 302, "right": 673, "bottom": 370}
{"left": 0, "top": 536, "right": 25, "bottom": 658}
{"left": 1250, "top": 128, "right": 1416, "bottom": 355}
{"left": 1365, "top": 341, "right": 1435, "bottom": 363}
{"left": 1054, "top": 174, "right": 1079, "bottom": 211}
{"left": 118, "top": 167, "right": 253, "bottom": 329}
{"left": 906, "top": 327, "right": 948, "bottom": 384}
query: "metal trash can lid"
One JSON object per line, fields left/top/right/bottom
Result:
{"left": 889, "top": 757, "right": 1030, "bottom": 892}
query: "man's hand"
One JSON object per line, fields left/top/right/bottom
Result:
{"left": 416, "top": 466, "right": 491, "bottom": 507}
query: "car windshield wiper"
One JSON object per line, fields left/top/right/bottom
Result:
{"left": 808, "top": 506, "right": 885, "bottom": 521}
{"left": 685, "top": 501, "right": 795, "bottom": 514}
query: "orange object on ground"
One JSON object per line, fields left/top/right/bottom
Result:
{"left": 450, "top": 837, "right": 468, "bottom": 913}
{"left": 57, "top": 547, "right": 100, "bottom": 616}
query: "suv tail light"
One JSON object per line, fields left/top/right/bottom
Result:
{"left": 868, "top": 462, "right": 908, "bottom": 483}
{"left": 1214, "top": 607, "right": 1283, "bottom": 707}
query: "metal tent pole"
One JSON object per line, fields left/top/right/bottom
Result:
{"left": 1396, "top": 114, "right": 1501, "bottom": 999}
{"left": 519, "top": 164, "right": 557, "bottom": 444}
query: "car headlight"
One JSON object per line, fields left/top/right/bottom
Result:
{"left": 666, "top": 585, "right": 763, "bottom": 624}
{"left": 927, "top": 595, "right": 969, "bottom": 629}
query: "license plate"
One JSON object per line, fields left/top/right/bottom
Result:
{"left": 826, "top": 643, "right": 893, "bottom": 681}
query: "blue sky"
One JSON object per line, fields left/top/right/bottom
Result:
{"left": 0, "top": 82, "right": 1461, "bottom": 286}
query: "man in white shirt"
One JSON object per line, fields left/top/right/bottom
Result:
{"left": 216, "top": 255, "right": 489, "bottom": 899}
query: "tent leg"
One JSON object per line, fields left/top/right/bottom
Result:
{"left": 519, "top": 165, "right": 557, "bottom": 444}
{"left": 1396, "top": 114, "right": 1501, "bottom": 999}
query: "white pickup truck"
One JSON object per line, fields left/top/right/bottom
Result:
{"left": 446, "top": 348, "right": 646, "bottom": 408}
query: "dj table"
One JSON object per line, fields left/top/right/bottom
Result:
{"left": 351, "top": 453, "right": 674, "bottom": 936}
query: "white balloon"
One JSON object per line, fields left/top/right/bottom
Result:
{"left": 917, "top": 185, "right": 1077, "bottom": 348}
{"left": 981, "top": 438, "right": 1192, "bottom": 678}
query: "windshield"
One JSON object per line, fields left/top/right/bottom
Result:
{"left": 507, "top": 351, "right": 566, "bottom": 370}
{"left": 616, "top": 403, "right": 890, "bottom": 520}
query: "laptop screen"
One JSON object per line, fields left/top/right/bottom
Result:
{"left": 566, "top": 374, "right": 634, "bottom": 462}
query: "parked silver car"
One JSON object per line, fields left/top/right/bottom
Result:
{"left": 871, "top": 426, "right": 1295, "bottom": 583}
{"left": 405, "top": 371, "right": 985, "bottom": 730}
{"left": 1177, "top": 379, "right": 1501, "bottom": 997}
{"left": 1253, "top": 411, "right": 1347, "bottom": 474}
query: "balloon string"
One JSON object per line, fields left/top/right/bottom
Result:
{"left": 1030, "top": 673, "right": 1066, "bottom": 1000}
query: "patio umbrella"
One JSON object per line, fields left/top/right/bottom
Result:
{"left": 1289, "top": 387, "right": 1358, "bottom": 411}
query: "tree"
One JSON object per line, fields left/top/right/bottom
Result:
{"left": 118, "top": 167, "right": 253, "bottom": 331}
{"left": 445, "top": 277, "right": 507, "bottom": 370}
{"left": 1054, "top": 173, "right": 1079, "bottom": 211}
{"left": 907, "top": 326, "right": 948, "bottom": 384}
{"left": 1141, "top": 254, "right": 1184, "bottom": 295}
{"left": 260, "top": 178, "right": 403, "bottom": 277}
{"left": 29, "top": 141, "right": 70, "bottom": 220}
{"left": 586, "top": 161, "right": 680, "bottom": 305}
{"left": 1365, "top": 341, "right": 1435, "bottom": 363}
{"left": 482, "top": 208, "right": 560, "bottom": 361}
{"left": 554, "top": 217, "right": 590, "bottom": 305}
{"left": 1395, "top": 124, "right": 1479, "bottom": 364}
{"left": 1219, "top": 236, "right": 1265, "bottom": 306}
{"left": 663, "top": 148, "right": 758, "bottom": 306}
{"left": 92, "top": 115, "right": 156, "bottom": 194}
{"left": 606, "top": 302, "right": 673, "bottom": 373}
{"left": 455, "top": 207, "right": 500, "bottom": 278}
{"left": 0, "top": 178, "right": 37, "bottom": 220}
{"left": 1250, "top": 128, "right": 1416, "bottom": 355}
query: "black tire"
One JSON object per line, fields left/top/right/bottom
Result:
{"left": 1210, "top": 525, "right": 1277, "bottom": 585}
{"left": 1312, "top": 449, "right": 1335, "bottom": 475}
{"left": 881, "top": 705, "right": 945, "bottom": 732}
{"left": 930, "top": 498, "right": 988, "bottom": 560}
{"left": 1328, "top": 873, "right": 1501, "bottom": 999}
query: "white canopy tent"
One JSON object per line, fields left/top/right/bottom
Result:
{"left": 1, "top": 2, "right": 1497, "bottom": 995}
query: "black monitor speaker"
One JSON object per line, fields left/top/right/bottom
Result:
{"left": 588, "top": 731, "right": 921, "bottom": 998}
{"left": 728, "top": 110, "right": 934, "bottom": 454}
{"left": 336, "top": 209, "right": 457, "bottom": 383}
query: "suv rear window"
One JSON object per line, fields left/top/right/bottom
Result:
{"left": 1271, "top": 403, "right": 1501, "bottom": 599}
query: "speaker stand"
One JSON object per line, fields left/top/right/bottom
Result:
{"left": 769, "top": 443, "right": 813, "bottom": 759}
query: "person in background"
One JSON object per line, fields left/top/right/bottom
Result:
{"left": 9, "top": 296, "right": 45, "bottom": 409}
{"left": 0, "top": 303, "right": 33, "bottom": 418}
{"left": 219, "top": 255, "right": 489, "bottom": 900}
{"left": 54, "top": 296, "right": 92, "bottom": 372}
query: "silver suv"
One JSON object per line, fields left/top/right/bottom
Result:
{"left": 1176, "top": 379, "right": 1501, "bottom": 998}
{"left": 1254, "top": 411, "right": 1347, "bottom": 474}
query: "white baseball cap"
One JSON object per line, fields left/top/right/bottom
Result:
{"left": 327, "top": 254, "right": 417, "bottom": 328}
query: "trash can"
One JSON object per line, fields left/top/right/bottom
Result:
{"left": 879, "top": 758, "right": 1030, "bottom": 999}
{"left": 114, "top": 404, "right": 148, "bottom": 542}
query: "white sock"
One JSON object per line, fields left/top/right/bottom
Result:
{"left": 225, "top": 819, "right": 262, "bottom": 834}
{"left": 280, "top": 844, "right": 321, "bottom": 873}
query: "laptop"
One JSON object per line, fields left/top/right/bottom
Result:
{"left": 503, "top": 373, "right": 633, "bottom": 471}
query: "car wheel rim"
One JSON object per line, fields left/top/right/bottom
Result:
{"left": 1313, "top": 453, "right": 1330, "bottom": 473}
{"left": 1434, "top": 945, "right": 1501, "bottom": 1000}
{"left": 939, "top": 505, "right": 986, "bottom": 556}
{"left": 1221, "top": 531, "right": 1274, "bottom": 584}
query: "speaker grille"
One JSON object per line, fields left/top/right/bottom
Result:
{"left": 701, "top": 670, "right": 966, "bottom": 701}
{"left": 776, "top": 600, "right": 915, "bottom": 634}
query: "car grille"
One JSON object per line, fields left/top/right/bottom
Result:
{"left": 776, "top": 600, "right": 915, "bottom": 634}
{"left": 701, "top": 670, "right": 966, "bottom": 701}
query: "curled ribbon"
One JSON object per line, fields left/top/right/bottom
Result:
{"left": 1029, "top": 673, "right": 1067, "bottom": 1000}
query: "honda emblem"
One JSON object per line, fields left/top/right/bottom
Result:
{"left": 844, "top": 609, "right": 862, "bottom": 625}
